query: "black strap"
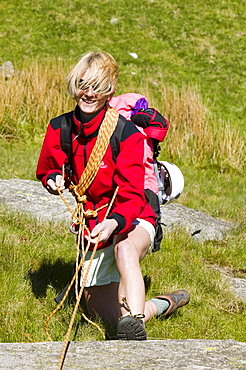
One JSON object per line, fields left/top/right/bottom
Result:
{"left": 110, "top": 115, "right": 126, "bottom": 162}
{"left": 144, "top": 189, "right": 162, "bottom": 252}
{"left": 60, "top": 112, "right": 74, "bottom": 178}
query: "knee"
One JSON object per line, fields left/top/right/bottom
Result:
{"left": 115, "top": 240, "right": 137, "bottom": 266}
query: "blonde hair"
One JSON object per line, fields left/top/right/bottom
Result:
{"left": 67, "top": 51, "right": 118, "bottom": 99}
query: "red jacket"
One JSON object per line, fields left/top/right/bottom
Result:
{"left": 36, "top": 105, "right": 156, "bottom": 250}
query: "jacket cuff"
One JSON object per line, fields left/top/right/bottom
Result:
{"left": 46, "top": 171, "right": 62, "bottom": 183}
{"left": 107, "top": 213, "right": 126, "bottom": 234}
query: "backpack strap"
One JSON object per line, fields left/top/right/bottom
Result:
{"left": 110, "top": 115, "right": 127, "bottom": 162}
{"left": 144, "top": 189, "right": 163, "bottom": 252}
{"left": 60, "top": 112, "right": 74, "bottom": 178}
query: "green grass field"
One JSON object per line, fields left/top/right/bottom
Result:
{"left": 1, "top": 0, "right": 245, "bottom": 126}
{"left": 0, "top": 0, "right": 245, "bottom": 343}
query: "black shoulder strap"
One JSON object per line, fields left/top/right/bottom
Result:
{"left": 60, "top": 111, "right": 73, "bottom": 178}
{"left": 110, "top": 115, "right": 126, "bottom": 162}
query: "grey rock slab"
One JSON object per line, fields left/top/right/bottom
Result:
{"left": 0, "top": 179, "right": 75, "bottom": 223}
{"left": 0, "top": 340, "right": 245, "bottom": 370}
{"left": 212, "top": 266, "right": 246, "bottom": 303}
{"left": 161, "top": 203, "right": 236, "bottom": 242}
{"left": 229, "top": 278, "right": 246, "bottom": 302}
{"left": 0, "top": 179, "right": 236, "bottom": 242}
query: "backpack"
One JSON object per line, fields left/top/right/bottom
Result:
{"left": 60, "top": 94, "right": 170, "bottom": 252}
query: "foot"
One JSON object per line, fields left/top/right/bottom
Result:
{"left": 117, "top": 315, "right": 147, "bottom": 340}
{"left": 155, "top": 289, "right": 190, "bottom": 317}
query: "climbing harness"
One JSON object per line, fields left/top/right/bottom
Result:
{"left": 44, "top": 108, "right": 119, "bottom": 370}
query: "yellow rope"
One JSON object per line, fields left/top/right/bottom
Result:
{"left": 57, "top": 232, "right": 102, "bottom": 370}
{"left": 55, "top": 187, "right": 119, "bottom": 370}
{"left": 73, "top": 107, "right": 119, "bottom": 198}
{"left": 44, "top": 107, "right": 120, "bottom": 370}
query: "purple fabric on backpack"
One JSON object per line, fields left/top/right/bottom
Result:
{"left": 130, "top": 98, "right": 148, "bottom": 117}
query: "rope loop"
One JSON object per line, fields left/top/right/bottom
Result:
{"left": 83, "top": 209, "right": 98, "bottom": 218}
{"left": 76, "top": 194, "right": 87, "bottom": 203}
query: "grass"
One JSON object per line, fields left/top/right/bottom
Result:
{"left": 0, "top": 137, "right": 245, "bottom": 344}
{"left": 0, "top": 59, "right": 72, "bottom": 139}
{"left": 1, "top": 0, "right": 245, "bottom": 127}
{"left": 0, "top": 203, "right": 245, "bottom": 343}
{"left": 0, "top": 0, "right": 245, "bottom": 344}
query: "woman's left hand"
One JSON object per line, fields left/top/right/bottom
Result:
{"left": 87, "top": 219, "right": 118, "bottom": 244}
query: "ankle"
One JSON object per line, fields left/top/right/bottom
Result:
{"left": 149, "top": 297, "right": 170, "bottom": 316}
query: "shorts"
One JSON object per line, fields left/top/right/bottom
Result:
{"left": 80, "top": 218, "right": 155, "bottom": 287}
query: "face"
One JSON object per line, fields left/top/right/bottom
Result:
{"left": 76, "top": 70, "right": 109, "bottom": 114}
{"left": 76, "top": 87, "right": 108, "bottom": 114}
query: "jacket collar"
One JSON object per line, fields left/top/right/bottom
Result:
{"left": 72, "top": 105, "right": 107, "bottom": 138}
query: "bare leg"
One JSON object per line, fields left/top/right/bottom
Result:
{"left": 114, "top": 225, "right": 150, "bottom": 317}
{"left": 82, "top": 225, "right": 150, "bottom": 326}
{"left": 83, "top": 224, "right": 186, "bottom": 329}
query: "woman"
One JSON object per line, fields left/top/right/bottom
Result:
{"left": 36, "top": 51, "right": 190, "bottom": 340}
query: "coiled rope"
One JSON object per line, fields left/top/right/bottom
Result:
{"left": 70, "top": 107, "right": 119, "bottom": 201}
{"left": 44, "top": 107, "right": 119, "bottom": 370}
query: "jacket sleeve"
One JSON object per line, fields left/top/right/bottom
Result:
{"left": 107, "top": 125, "right": 148, "bottom": 233}
{"left": 36, "top": 123, "right": 67, "bottom": 188}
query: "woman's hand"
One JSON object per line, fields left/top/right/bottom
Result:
{"left": 88, "top": 219, "right": 118, "bottom": 244}
{"left": 46, "top": 175, "right": 65, "bottom": 195}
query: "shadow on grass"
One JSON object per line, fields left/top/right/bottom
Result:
{"left": 26, "top": 258, "right": 152, "bottom": 299}
{"left": 25, "top": 259, "right": 153, "bottom": 340}
{"left": 25, "top": 258, "right": 75, "bottom": 300}
{"left": 25, "top": 258, "right": 107, "bottom": 340}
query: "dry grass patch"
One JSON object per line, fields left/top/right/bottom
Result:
{"left": 0, "top": 59, "right": 74, "bottom": 138}
{"left": 0, "top": 59, "right": 245, "bottom": 171}
{"left": 158, "top": 85, "right": 244, "bottom": 170}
